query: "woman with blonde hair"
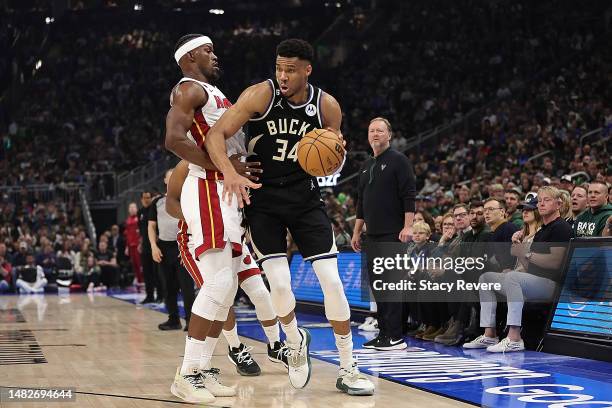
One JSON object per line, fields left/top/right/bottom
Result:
{"left": 511, "top": 196, "right": 542, "bottom": 272}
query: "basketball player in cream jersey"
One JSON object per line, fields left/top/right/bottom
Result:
{"left": 204, "top": 39, "right": 375, "bottom": 396}
{"left": 164, "top": 34, "right": 276, "bottom": 404}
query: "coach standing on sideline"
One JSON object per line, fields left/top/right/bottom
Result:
{"left": 149, "top": 169, "right": 195, "bottom": 331}
{"left": 351, "top": 117, "right": 416, "bottom": 351}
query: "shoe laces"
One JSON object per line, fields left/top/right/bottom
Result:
{"left": 201, "top": 367, "right": 221, "bottom": 381}
{"left": 340, "top": 362, "right": 360, "bottom": 379}
{"left": 184, "top": 373, "right": 206, "bottom": 389}
{"left": 235, "top": 345, "right": 255, "bottom": 365}
{"left": 274, "top": 342, "right": 290, "bottom": 359}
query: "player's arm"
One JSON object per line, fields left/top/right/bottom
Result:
{"left": 164, "top": 82, "right": 217, "bottom": 170}
{"left": 205, "top": 82, "right": 271, "bottom": 207}
{"left": 166, "top": 160, "right": 189, "bottom": 220}
{"left": 320, "top": 92, "right": 347, "bottom": 173}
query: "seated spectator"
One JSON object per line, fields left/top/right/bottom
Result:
{"left": 36, "top": 243, "right": 57, "bottom": 277}
{"left": 415, "top": 210, "right": 440, "bottom": 242}
{"left": 568, "top": 185, "right": 588, "bottom": 227}
{"left": 332, "top": 219, "right": 351, "bottom": 248}
{"left": 12, "top": 241, "right": 29, "bottom": 267}
{"left": 504, "top": 189, "right": 524, "bottom": 229}
{"left": 464, "top": 186, "right": 573, "bottom": 352}
{"left": 511, "top": 197, "right": 542, "bottom": 273}
{"left": 15, "top": 253, "right": 48, "bottom": 294}
{"left": 559, "top": 190, "right": 572, "bottom": 221}
{"left": 95, "top": 240, "right": 119, "bottom": 288}
{"left": 483, "top": 198, "right": 519, "bottom": 271}
{"left": 0, "top": 243, "right": 13, "bottom": 293}
{"left": 74, "top": 243, "right": 103, "bottom": 291}
{"left": 574, "top": 181, "right": 612, "bottom": 237}
{"left": 56, "top": 241, "right": 76, "bottom": 286}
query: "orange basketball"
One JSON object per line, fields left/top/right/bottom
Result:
{"left": 297, "top": 129, "right": 346, "bottom": 177}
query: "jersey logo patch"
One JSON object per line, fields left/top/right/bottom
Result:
{"left": 381, "top": 164, "right": 387, "bottom": 171}
{"left": 274, "top": 99, "right": 283, "bottom": 109}
{"left": 305, "top": 104, "right": 317, "bottom": 117}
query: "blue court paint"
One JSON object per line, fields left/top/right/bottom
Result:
{"left": 108, "top": 291, "right": 612, "bottom": 407}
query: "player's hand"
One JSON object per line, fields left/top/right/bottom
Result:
{"left": 351, "top": 232, "right": 361, "bottom": 252}
{"left": 152, "top": 246, "right": 163, "bottom": 263}
{"left": 325, "top": 127, "right": 346, "bottom": 148}
{"left": 229, "top": 154, "right": 262, "bottom": 182}
{"left": 222, "top": 171, "right": 261, "bottom": 209}
{"left": 399, "top": 226, "right": 412, "bottom": 243}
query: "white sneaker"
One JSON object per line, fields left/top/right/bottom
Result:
{"left": 287, "top": 328, "right": 312, "bottom": 389}
{"left": 170, "top": 367, "right": 215, "bottom": 404}
{"left": 358, "top": 317, "right": 375, "bottom": 330}
{"left": 200, "top": 368, "right": 236, "bottom": 397}
{"left": 462, "top": 335, "right": 499, "bottom": 349}
{"left": 336, "top": 362, "right": 375, "bottom": 396}
{"left": 486, "top": 337, "right": 525, "bottom": 353}
{"left": 362, "top": 318, "right": 379, "bottom": 332}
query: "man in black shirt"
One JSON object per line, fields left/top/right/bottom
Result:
{"left": 352, "top": 117, "right": 416, "bottom": 351}
{"left": 95, "top": 240, "right": 119, "bottom": 288}
{"left": 483, "top": 198, "right": 519, "bottom": 271}
{"left": 465, "top": 186, "right": 573, "bottom": 353}
{"left": 138, "top": 190, "right": 161, "bottom": 304}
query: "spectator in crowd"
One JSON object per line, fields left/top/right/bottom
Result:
{"left": 559, "top": 190, "right": 572, "bottom": 220}
{"left": 511, "top": 196, "right": 543, "bottom": 273}
{"left": 504, "top": 189, "right": 524, "bottom": 229}
{"left": 95, "top": 240, "right": 119, "bottom": 288}
{"left": 74, "top": 242, "right": 102, "bottom": 292}
{"left": 488, "top": 184, "right": 505, "bottom": 201}
{"left": 332, "top": 219, "right": 351, "bottom": 248}
{"left": 15, "top": 253, "right": 48, "bottom": 294}
{"left": 0, "top": 243, "right": 12, "bottom": 293}
{"left": 108, "top": 224, "right": 124, "bottom": 254}
{"left": 568, "top": 186, "right": 588, "bottom": 227}
{"left": 483, "top": 198, "right": 519, "bottom": 272}
{"left": 12, "top": 241, "right": 29, "bottom": 267}
{"left": 465, "top": 186, "right": 573, "bottom": 352}
{"left": 574, "top": 181, "right": 612, "bottom": 237}
{"left": 36, "top": 243, "right": 57, "bottom": 278}
{"left": 124, "top": 202, "right": 142, "bottom": 285}
{"left": 415, "top": 211, "right": 439, "bottom": 242}
{"left": 560, "top": 175, "right": 574, "bottom": 192}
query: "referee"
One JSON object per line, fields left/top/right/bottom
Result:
{"left": 149, "top": 169, "right": 195, "bottom": 331}
{"left": 352, "top": 117, "right": 416, "bottom": 351}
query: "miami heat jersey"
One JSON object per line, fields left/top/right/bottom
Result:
{"left": 246, "top": 79, "right": 323, "bottom": 185}
{"left": 170, "top": 77, "right": 246, "bottom": 179}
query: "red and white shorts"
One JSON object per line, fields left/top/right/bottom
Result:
{"left": 180, "top": 171, "right": 243, "bottom": 260}
{"left": 178, "top": 220, "right": 261, "bottom": 288}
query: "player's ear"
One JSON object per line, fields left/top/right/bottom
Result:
{"left": 305, "top": 64, "right": 312, "bottom": 77}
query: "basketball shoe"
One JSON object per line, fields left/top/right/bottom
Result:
{"left": 336, "top": 362, "right": 375, "bottom": 396}
{"left": 228, "top": 344, "right": 261, "bottom": 376}
{"left": 170, "top": 367, "right": 215, "bottom": 404}
{"left": 200, "top": 368, "right": 236, "bottom": 397}
{"left": 268, "top": 341, "right": 290, "bottom": 369}
{"left": 286, "top": 328, "right": 312, "bottom": 389}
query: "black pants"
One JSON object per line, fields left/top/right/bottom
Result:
{"left": 158, "top": 240, "right": 195, "bottom": 322}
{"left": 141, "top": 248, "right": 160, "bottom": 299}
{"left": 365, "top": 233, "right": 407, "bottom": 339}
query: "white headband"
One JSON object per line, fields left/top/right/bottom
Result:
{"left": 174, "top": 36, "right": 213, "bottom": 64}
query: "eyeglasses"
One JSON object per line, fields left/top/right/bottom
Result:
{"left": 483, "top": 207, "right": 503, "bottom": 213}
{"left": 454, "top": 212, "right": 468, "bottom": 218}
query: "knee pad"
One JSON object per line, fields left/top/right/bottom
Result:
{"left": 262, "top": 257, "right": 295, "bottom": 317}
{"left": 191, "top": 266, "right": 236, "bottom": 321}
{"left": 240, "top": 275, "right": 276, "bottom": 321}
{"left": 312, "top": 257, "right": 350, "bottom": 321}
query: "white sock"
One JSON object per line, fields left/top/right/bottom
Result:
{"left": 180, "top": 336, "right": 205, "bottom": 375}
{"left": 222, "top": 326, "right": 241, "bottom": 349}
{"left": 334, "top": 332, "right": 354, "bottom": 370}
{"left": 199, "top": 336, "right": 220, "bottom": 371}
{"left": 262, "top": 322, "right": 280, "bottom": 346}
{"left": 281, "top": 317, "right": 301, "bottom": 346}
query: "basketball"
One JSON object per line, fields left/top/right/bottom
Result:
{"left": 297, "top": 129, "right": 346, "bottom": 177}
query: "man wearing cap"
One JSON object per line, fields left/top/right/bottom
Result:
{"left": 574, "top": 181, "right": 612, "bottom": 237}
{"left": 560, "top": 175, "right": 574, "bottom": 192}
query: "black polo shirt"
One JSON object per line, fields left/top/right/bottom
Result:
{"left": 357, "top": 147, "right": 416, "bottom": 236}
{"left": 528, "top": 216, "right": 574, "bottom": 281}
{"left": 137, "top": 206, "right": 151, "bottom": 251}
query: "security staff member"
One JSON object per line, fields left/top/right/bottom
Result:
{"left": 149, "top": 169, "right": 195, "bottom": 331}
{"left": 138, "top": 190, "right": 161, "bottom": 303}
{"left": 352, "top": 117, "right": 416, "bottom": 351}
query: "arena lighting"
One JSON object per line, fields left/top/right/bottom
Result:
{"left": 35, "top": 60, "right": 42, "bottom": 70}
{"left": 209, "top": 9, "right": 224, "bottom": 15}
{"left": 134, "top": 3, "right": 143, "bottom": 11}
{"left": 44, "top": 17, "right": 54, "bottom": 24}
{"left": 336, "top": 2, "right": 341, "bottom": 7}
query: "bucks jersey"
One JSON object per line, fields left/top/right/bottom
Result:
{"left": 246, "top": 79, "right": 323, "bottom": 185}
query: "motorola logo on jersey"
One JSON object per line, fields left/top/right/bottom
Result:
{"left": 305, "top": 104, "right": 317, "bottom": 116}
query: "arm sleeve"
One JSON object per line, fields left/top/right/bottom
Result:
{"left": 397, "top": 154, "right": 416, "bottom": 213}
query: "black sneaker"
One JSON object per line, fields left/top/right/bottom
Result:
{"left": 362, "top": 335, "right": 383, "bottom": 349}
{"left": 183, "top": 321, "right": 189, "bottom": 332}
{"left": 158, "top": 319, "right": 182, "bottom": 331}
{"left": 267, "top": 341, "right": 289, "bottom": 369}
{"left": 228, "top": 344, "right": 261, "bottom": 376}
{"left": 140, "top": 296, "right": 155, "bottom": 304}
{"left": 374, "top": 336, "right": 407, "bottom": 351}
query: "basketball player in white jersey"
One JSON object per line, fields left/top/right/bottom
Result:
{"left": 164, "top": 34, "right": 277, "bottom": 404}
{"left": 204, "top": 39, "right": 375, "bottom": 396}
